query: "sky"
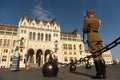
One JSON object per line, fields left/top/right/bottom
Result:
{"left": 0, "top": 0, "right": 120, "bottom": 60}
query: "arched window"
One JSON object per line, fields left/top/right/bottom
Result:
{"left": 65, "top": 44, "right": 67, "bottom": 49}
{"left": 63, "top": 44, "right": 65, "bottom": 49}
{"left": 45, "top": 34, "right": 48, "bottom": 41}
{"left": 74, "top": 44, "right": 76, "bottom": 50}
{"left": 38, "top": 33, "right": 40, "bottom": 40}
{"left": 79, "top": 44, "right": 82, "bottom": 50}
{"left": 10, "top": 55, "right": 13, "bottom": 61}
{"left": 0, "top": 39, "right": 2, "bottom": 46}
{"left": 49, "top": 34, "right": 51, "bottom": 41}
{"left": 33, "top": 32, "right": 36, "bottom": 40}
{"left": 29, "top": 32, "right": 32, "bottom": 40}
{"left": 41, "top": 33, "right": 44, "bottom": 41}
{"left": 7, "top": 39, "right": 10, "bottom": 46}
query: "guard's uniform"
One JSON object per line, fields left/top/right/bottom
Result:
{"left": 83, "top": 15, "right": 103, "bottom": 60}
{"left": 82, "top": 10, "right": 106, "bottom": 79}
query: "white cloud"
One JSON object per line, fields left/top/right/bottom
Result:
{"left": 32, "top": 2, "right": 53, "bottom": 21}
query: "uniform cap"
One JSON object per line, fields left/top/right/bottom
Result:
{"left": 87, "top": 9, "right": 94, "bottom": 15}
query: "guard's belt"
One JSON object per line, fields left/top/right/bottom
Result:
{"left": 87, "top": 30, "right": 98, "bottom": 33}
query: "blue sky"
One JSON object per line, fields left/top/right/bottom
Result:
{"left": 0, "top": 0, "right": 120, "bottom": 60}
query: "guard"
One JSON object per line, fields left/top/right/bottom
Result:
{"left": 82, "top": 9, "right": 106, "bottom": 79}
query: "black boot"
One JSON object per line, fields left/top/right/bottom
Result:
{"left": 100, "top": 60, "right": 106, "bottom": 79}
{"left": 91, "top": 60, "right": 102, "bottom": 79}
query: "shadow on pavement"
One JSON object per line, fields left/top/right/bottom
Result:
{"left": 71, "top": 71, "right": 92, "bottom": 77}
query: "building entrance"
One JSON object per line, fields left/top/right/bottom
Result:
{"left": 36, "top": 49, "right": 43, "bottom": 63}
{"left": 44, "top": 49, "right": 51, "bottom": 63}
{"left": 27, "top": 48, "right": 34, "bottom": 63}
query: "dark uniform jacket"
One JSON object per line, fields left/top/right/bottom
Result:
{"left": 83, "top": 17, "right": 103, "bottom": 43}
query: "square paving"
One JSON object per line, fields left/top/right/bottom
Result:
{"left": 0, "top": 64, "right": 120, "bottom": 80}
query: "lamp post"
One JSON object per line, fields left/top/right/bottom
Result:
{"left": 53, "top": 40, "right": 58, "bottom": 62}
{"left": 14, "top": 37, "right": 24, "bottom": 48}
{"left": 54, "top": 40, "right": 58, "bottom": 52}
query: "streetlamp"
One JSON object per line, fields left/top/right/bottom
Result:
{"left": 14, "top": 37, "right": 24, "bottom": 48}
{"left": 54, "top": 40, "right": 58, "bottom": 52}
{"left": 20, "top": 37, "right": 24, "bottom": 48}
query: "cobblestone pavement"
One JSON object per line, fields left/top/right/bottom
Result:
{"left": 0, "top": 64, "right": 120, "bottom": 80}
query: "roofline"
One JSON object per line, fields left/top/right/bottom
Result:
{"left": 0, "top": 24, "right": 18, "bottom": 28}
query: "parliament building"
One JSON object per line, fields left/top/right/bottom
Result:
{"left": 0, "top": 14, "right": 113, "bottom": 68}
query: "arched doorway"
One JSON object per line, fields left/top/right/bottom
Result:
{"left": 36, "top": 49, "right": 43, "bottom": 63}
{"left": 44, "top": 49, "right": 51, "bottom": 63}
{"left": 28, "top": 48, "right": 34, "bottom": 56}
{"left": 27, "top": 48, "right": 34, "bottom": 63}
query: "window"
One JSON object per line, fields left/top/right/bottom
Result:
{"left": 10, "top": 55, "right": 13, "bottom": 61}
{"left": 0, "top": 39, "right": 2, "bottom": 46}
{"left": 49, "top": 34, "right": 51, "bottom": 41}
{"left": 64, "top": 57, "right": 68, "bottom": 62}
{"left": 21, "top": 29, "right": 23, "bottom": 33}
{"left": 74, "top": 52, "right": 76, "bottom": 55}
{"left": 69, "top": 57, "right": 73, "bottom": 61}
{"left": 54, "top": 33, "right": 55, "bottom": 37}
{"left": 3, "top": 39, "right": 7, "bottom": 46}
{"left": 79, "top": 44, "right": 82, "bottom": 50}
{"left": 20, "top": 49, "right": 23, "bottom": 52}
{"left": 55, "top": 26, "right": 57, "bottom": 30}
{"left": 56, "top": 34, "right": 58, "bottom": 37}
{"left": 63, "top": 44, "right": 65, "bottom": 49}
{"left": 54, "top": 33, "right": 58, "bottom": 37}
{"left": 11, "top": 49, "right": 13, "bottom": 53}
{"left": 41, "top": 33, "right": 44, "bottom": 41}
{"left": 68, "top": 44, "right": 72, "bottom": 50}
{"left": 47, "top": 25, "right": 49, "bottom": 28}
{"left": 65, "top": 44, "right": 67, "bottom": 49}
{"left": 4, "top": 49, "right": 8, "bottom": 53}
{"left": 2, "top": 55, "right": 7, "bottom": 62}
{"left": 32, "top": 23, "right": 34, "bottom": 26}
{"left": 20, "top": 55, "right": 23, "bottom": 61}
{"left": 7, "top": 39, "right": 10, "bottom": 46}
{"left": 38, "top": 33, "right": 40, "bottom": 40}
{"left": 13, "top": 40, "right": 16, "bottom": 46}
{"left": 24, "top": 22, "right": 26, "bottom": 26}
{"left": 74, "top": 44, "right": 76, "bottom": 50}
{"left": 75, "top": 57, "right": 77, "bottom": 61}
{"left": 24, "top": 30, "right": 26, "bottom": 33}
{"left": 69, "top": 52, "right": 72, "bottom": 55}
{"left": 45, "top": 34, "right": 48, "bottom": 41}
{"left": 64, "top": 52, "right": 67, "bottom": 55}
{"left": 80, "top": 51, "right": 82, "bottom": 55}
{"left": 63, "top": 44, "right": 67, "bottom": 49}
{"left": 29, "top": 32, "right": 32, "bottom": 40}
{"left": 33, "top": 32, "right": 36, "bottom": 40}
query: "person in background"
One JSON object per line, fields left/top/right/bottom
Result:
{"left": 82, "top": 9, "right": 106, "bottom": 79}
{"left": 24, "top": 54, "right": 28, "bottom": 70}
{"left": 36, "top": 53, "right": 41, "bottom": 70}
{"left": 10, "top": 46, "right": 20, "bottom": 71}
{"left": 25, "top": 56, "right": 31, "bottom": 71}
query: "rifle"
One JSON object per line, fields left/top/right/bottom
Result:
{"left": 85, "top": 37, "right": 119, "bottom": 58}
{"left": 82, "top": 10, "right": 87, "bottom": 44}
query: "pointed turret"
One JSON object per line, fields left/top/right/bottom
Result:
{"left": 51, "top": 19, "right": 57, "bottom": 25}
{"left": 23, "top": 13, "right": 29, "bottom": 20}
